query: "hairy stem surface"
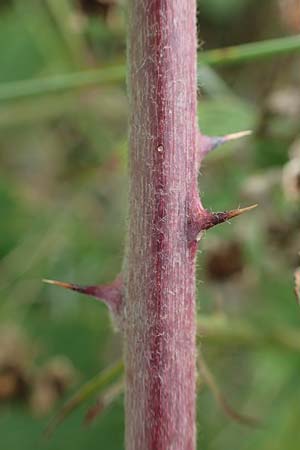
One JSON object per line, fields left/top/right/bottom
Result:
{"left": 125, "top": 1, "right": 198, "bottom": 449}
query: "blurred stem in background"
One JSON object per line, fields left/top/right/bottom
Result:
{"left": 48, "top": 314, "right": 300, "bottom": 432}
{"left": 0, "top": 34, "right": 300, "bottom": 102}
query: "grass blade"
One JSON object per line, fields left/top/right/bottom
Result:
{"left": 1, "top": 35, "right": 300, "bottom": 102}
{"left": 45, "top": 359, "right": 124, "bottom": 437}
{"left": 200, "top": 34, "right": 300, "bottom": 66}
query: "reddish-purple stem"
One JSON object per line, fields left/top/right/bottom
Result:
{"left": 126, "top": 1, "right": 198, "bottom": 449}
{"left": 43, "top": 3, "right": 256, "bottom": 447}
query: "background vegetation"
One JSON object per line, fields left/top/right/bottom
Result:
{"left": 1, "top": 0, "right": 300, "bottom": 449}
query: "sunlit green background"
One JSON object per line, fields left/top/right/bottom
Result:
{"left": 1, "top": 0, "right": 300, "bottom": 449}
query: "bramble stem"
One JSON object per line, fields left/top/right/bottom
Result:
{"left": 125, "top": 1, "right": 198, "bottom": 449}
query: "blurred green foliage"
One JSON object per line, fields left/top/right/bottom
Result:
{"left": 0, "top": 0, "right": 300, "bottom": 449}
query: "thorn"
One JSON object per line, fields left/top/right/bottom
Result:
{"left": 221, "top": 129, "right": 252, "bottom": 143}
{"left": 200, "top": 130, "right": 252, "bottom": 158}
{"left": 43, "top": 275, "right": 124, "bottom": 322}
{"left": 225, "top": 203, "right": 258, "bottom": 220}
{"left": 201, "top": 204, "right": 258, "bottom": 231}
{"left": 43, "top": 279, "right": 81, "bottom": 291}
{"left": 43, "top": 278, "right": 92, "bottom": 295}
